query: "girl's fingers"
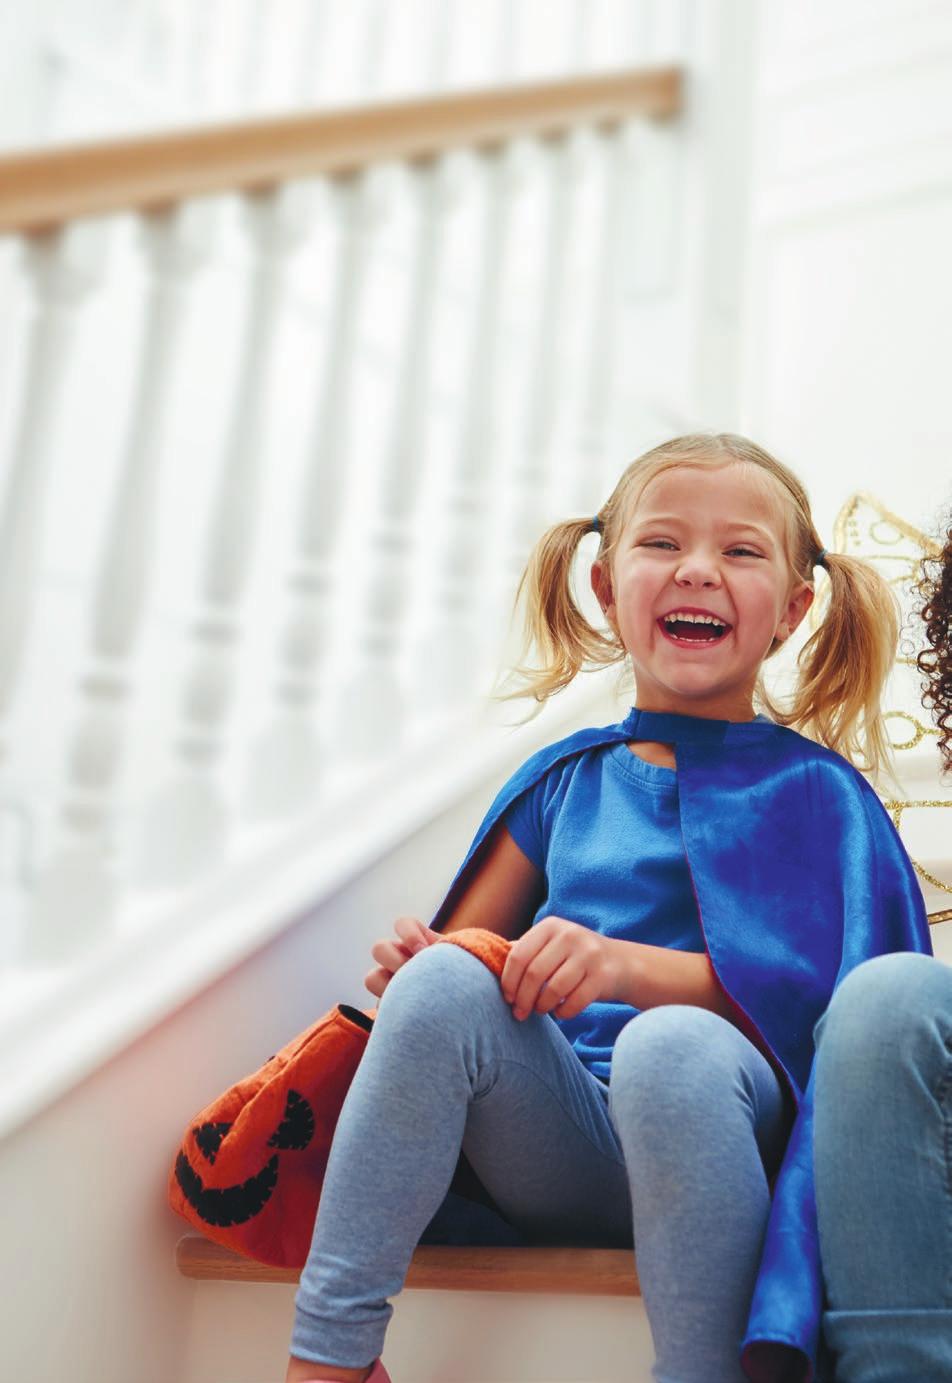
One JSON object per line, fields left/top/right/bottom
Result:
{"left": 511, "top": 970, "right": 552, "bottom": 1018}
{"left": 370, "top": 938, "right": 413, "bottom": 970}
{"left": 369, "top": 919, "right": 435, "bottom": 986}
{"left": 501, "top": 932, "right": 549, "bottom": 1007}
{"left": 394, "top": 916, "right": 436, "bottom": 952}
{"left": 533, "top": 961, "right": 583, "bottom": 1016}
{"left": 364, "top": 965, "right": 391, "bottom": 997}
{"left": 507, "top": 941, "right": 569, "bottom": 1018}
{"left": 539, "top": 969, "right": 592, "bottom": 1019}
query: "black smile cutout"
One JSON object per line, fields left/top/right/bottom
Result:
{"left": 174, "top": 1088, "right": 316, "bottom": 1228}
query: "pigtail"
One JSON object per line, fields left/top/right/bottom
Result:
{"left": 495, "top": 515, "right": 624, "bottom": 706}
{"left": 770, "top": 551, "right": 901, "bottom": 780}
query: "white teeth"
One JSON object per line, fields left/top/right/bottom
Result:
{"left": 661, "top": 611, "right": 728, "bottom": 642}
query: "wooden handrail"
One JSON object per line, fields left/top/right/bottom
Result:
{"left": 0, "top": 66, "right": 682, "bottom": 234}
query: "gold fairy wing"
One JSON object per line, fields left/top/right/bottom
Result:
{"left": 814, "top": 493, "right": 950, "bottom": 931}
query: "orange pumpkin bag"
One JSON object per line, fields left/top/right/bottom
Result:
{"left": 168, "top": 928, "right": 511, "bottom": 1268}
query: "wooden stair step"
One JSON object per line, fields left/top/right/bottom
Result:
{"left": 176, "top": 1234, "right": 640, "bottom": 1296}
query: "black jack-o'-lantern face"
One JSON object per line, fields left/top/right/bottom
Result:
{"left": 174, "top": 1088, "right": 315, "bottom": 1227}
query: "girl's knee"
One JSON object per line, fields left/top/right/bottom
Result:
{"left": 610, "top": 1006, "right": 741, "bottom": 1121}
{"left": 376, "top": 939, "right": 505, "bottom": 1033}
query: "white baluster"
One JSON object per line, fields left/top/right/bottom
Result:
{"left": 325, "top": 0, "right": 459, "bottom": 752}
{"left": 0, "top": 223, "right": 107, "bottom": 753}
{"left": 35, "top": 34, "right": 68, "bottom": 146}
{"left": 485, "top": 0, "right": 592, "bottom": 650}
{"left": 25, "top": 203, "right": 210, "bottom": 963}
{"left": 164, "top": 0, "right": 193, "bottom": 115}
{"left": 242, "top": 173, "right": 378, "bottom": 819}
{"left": 359, "top": 0, "right": 389, "bottom": 97}
{"left": 293, "top": 0, "right": 327, "bottom": 105}
{"left": 135, "top": 184, "right": 311, "bottom": 886}
{"left": 408, "top": 144, "right": 521, "bottom": 715}
{"left": 523, "top": 136, "right": 577, "bottom": 474}
{"left": 328, "top": 160, "right": 453, "bottom": 759}
{"left": 489, "top": 130, "right": 582, "bottom": 675}
{"left": 347, "top": 0, "right": 459, "bottom": 724}
{"left": 570, "top": 0, "right": 593, "bottom": 70}
{"left": 237, "top": 0, "right": 268, "bottom": 109}
{"left": 184, "top": 0, "right": 220, "bottom": 117}
{"left": 573, "top": 123, "right": 635, "bottom": 506}
{"left": 420, "top": 0, "right": 456, "bottom": 92}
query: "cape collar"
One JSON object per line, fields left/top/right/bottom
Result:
{"left": 622, "top": 706, "right": 768, "bottom": 746}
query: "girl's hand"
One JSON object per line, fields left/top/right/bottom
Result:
{"left": 364, "top": 915, "right": 439, "bottom": 998}
{"left": 500, "top": 916, "right": 619, "bottom": 1021}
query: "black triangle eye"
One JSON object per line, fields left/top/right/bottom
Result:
{"left": 267, "top": 1089, "right": 315, "bottom": 1151}
{"left": 194, "top": 1121, "right": 232, "bottom": 1165}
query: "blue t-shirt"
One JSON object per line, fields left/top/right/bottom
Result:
{"left": 503, "top": 740, "right": 705, "bottom": 1085}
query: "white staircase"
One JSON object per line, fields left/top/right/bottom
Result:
{"left": 0, "top": 15, "right": 690, "bottom": 1368}
{"left": 6, "top": 6, "right": 951, "bottom": 1381}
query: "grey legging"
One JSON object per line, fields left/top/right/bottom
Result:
{"left": 291, "top": 942, "right": 787, "bottom": 1383}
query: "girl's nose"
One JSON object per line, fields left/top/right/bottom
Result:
{"left": 675, "top": 556, "right": 721, "bottom": 587}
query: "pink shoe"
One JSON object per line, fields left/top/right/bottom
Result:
{"left": 301, "top": 1360, "right": 391, "bottom": 1383}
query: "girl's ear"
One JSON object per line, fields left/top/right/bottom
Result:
{"left": 591, "top": 560, "right": 617, "bottom": 627}
{"left": 776, "top": 581, "right": 815, "bottom": 643}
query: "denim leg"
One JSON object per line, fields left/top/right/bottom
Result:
{"left": 291, "top": 942, "right": 631, "bottom": 1370}
{"left": 814, "top": 952, "right": 952, "bottom": 1382}
{"left": 608, "top": 1005, "right": 787, "bottom": 1383}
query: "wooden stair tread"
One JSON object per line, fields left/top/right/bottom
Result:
{"left": 176, "top": 1234, "right": 640, "bottom": 1296}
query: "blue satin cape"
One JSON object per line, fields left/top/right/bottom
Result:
{"left": 428, "top": 706, "right": 932, "bottom": 1383}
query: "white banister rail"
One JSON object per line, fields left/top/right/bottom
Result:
{"left": 0, "top": 67, "right": 682, "bottom": 232}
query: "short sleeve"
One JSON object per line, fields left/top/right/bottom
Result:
{"left": 502, "top": 780, "right": 547, "bottom": 872}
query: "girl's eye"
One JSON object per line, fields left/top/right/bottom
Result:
{"left": 639, "top": 541, "right": 762, "bottom": 558}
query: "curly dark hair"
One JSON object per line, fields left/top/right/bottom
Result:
{"left": 916, "top": 512, "right": 952, "bottom": 773}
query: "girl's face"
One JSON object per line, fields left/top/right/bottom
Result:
{"left": 591, "top": 462, "right": 815, "bottom": 721}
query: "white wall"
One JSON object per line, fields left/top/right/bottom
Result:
{"left": 612, "top": 0, "right": 763, "bottom": 451}
{"left": 736, "top": 1, "right": 952, "bottom": 947}
{"left": 739, "top": 0, "right": 952, "bottom": 542}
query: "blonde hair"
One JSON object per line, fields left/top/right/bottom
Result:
{"left": 499, "top": 432, "right": 900, "bottom": 778}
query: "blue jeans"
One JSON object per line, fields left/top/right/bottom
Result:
{"left": 291, "top": 943, "right": 787, "bottom": 1382}
{"left": 814, "top": 952, "right": 952, "bottom": 1381}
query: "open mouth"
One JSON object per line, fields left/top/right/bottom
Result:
{"left": 657, "top": 615, "right": 732, "bottom": 647}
